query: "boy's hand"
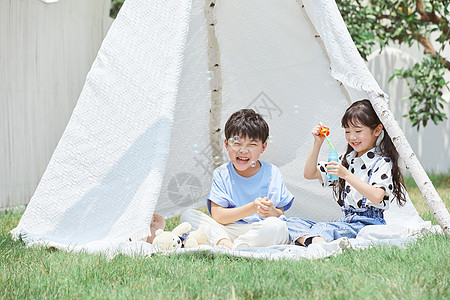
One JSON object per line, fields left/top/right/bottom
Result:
{"left": 253, "top": 197, "right": 263, "bottom": 209}
{"left": 256, "top": 197, "right": 279, "bottom": 218}
{"left": 327, "top": 161, "right": 350, "bottom": 180}
{"left": 253, "top": 197, "right": 263, "bottom": 214}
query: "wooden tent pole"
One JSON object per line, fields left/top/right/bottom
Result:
{"left": 206, "top": 0, "right": 223, "bottom": 168}
{"left": 370, "top": 94, "right": 450, "bottom": 237}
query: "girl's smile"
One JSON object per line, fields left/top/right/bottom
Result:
{"left": 345, "top": 123, "right": 382, "bottom": 157}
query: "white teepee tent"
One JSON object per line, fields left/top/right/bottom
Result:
{"left": 11, "top": 0, "right": 449, "bottom": 254}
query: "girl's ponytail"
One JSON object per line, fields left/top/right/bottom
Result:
{"left": 377, "top": 127, "right": 406, "bottom": 206}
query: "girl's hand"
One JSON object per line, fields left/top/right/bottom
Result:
{"left": 327, "top": 161, "right": 350, "bottom": 180}
{"left": 312, "top": 122, "right": 326, "bottom": 144}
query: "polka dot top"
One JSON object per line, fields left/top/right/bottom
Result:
{"left": 318, "top": 147, "right": 394, "bottom": 210}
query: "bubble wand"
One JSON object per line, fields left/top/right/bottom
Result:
{"left": 320, "top": 126, "right": 339, "bottom": 181}
{"left": 319, "top": 126, "right": 335, "bottom": 151}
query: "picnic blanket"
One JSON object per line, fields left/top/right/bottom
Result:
{"left": 118, "top": 196, "right": 441, "bottom": 260}
{"left": 111, "top": 215, "right": 441, "bottom": 261}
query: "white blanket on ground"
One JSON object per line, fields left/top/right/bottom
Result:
{"left": 108, "top": 222, "right": 442, "bottom": 261}
{"left": 112, "top": 197, "right": 443, "bottom": 260}
{"left": 10, "top": 0, "right": 443, "bottom": 258}
{"left": 16, "top": 222, "right": 441, "bottom": 261}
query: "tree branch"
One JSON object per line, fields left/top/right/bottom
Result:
{"left": 416, "top": 1, "right": 450, "bottom": 37}
{"left": 416, "top": 0, "right": 424, "bottom": 11}
{"left": 417, "top": 34, "right": 450, "bottom": 70}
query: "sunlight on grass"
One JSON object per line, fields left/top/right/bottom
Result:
{"left": 405, "top": 173, "right": 450, "bottom": 224}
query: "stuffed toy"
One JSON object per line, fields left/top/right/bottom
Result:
{"left": 146, "top": 213, "right": 166, "bottom": 244}
{"left": 152, "top": 222, "right": 208, "bottom": 252}
{"left": 183, "top": 224, "right": 208, "bottom": 248}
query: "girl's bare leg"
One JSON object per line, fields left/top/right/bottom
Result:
{"left": 311, "top": 236, "right": 327, "bottom": 244}
{"left": 296, "top": 235, "right": 326, "bottom": 246}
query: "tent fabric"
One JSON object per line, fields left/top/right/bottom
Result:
{"left": 11, "top": 0, "right": 438, "bottom": 256}
{"left": 11, "top": 0, "right": 196, "bottom": 250}
{"left": 303, "top": 0, "right": 384, "bottom": 98}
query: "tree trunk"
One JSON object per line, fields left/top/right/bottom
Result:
{"left": 370, "top": 94, "right": 450, "bottom": 237}
{"left": 206, "top": 0, "right": 223, "bottom": 169}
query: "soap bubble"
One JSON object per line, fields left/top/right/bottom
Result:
{"left": 234, "top": 136, "right": 239, "bottom": 141}
{"left": 192, "top": 144, "right": 199, "bottom": 154}
{"left": 250, "top": 161, "right": 257, "bottom": 167}
{"left": 206, "top": 70, "right": 214, "bottom": 81}
{"left": 228, "top": 138, "right": 235, "bottom": 145}
{"left": 213, "top": 156, "right": 222, "bottom": 165}
{"left": 267, "top": 135, "right": 273, "bottom": 143}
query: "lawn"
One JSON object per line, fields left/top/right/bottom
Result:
{"left": 1, "top": 175, "right": 449, "bottom": 299}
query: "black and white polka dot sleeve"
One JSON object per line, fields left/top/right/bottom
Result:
{"left": 317, "top": 161, "right": 334, "bottom": 187}
{"left": 369, "top": 157, "right": 394, "bottom": 202}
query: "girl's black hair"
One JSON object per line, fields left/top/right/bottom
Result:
{"left": 333, "top": 99, "right": 406, "bottom": 206}
{"left": 224, "top": 109, "right": 269, "bottom": 142}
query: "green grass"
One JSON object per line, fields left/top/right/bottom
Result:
{"left": 1, "top": 175, "right": 449, "bottom": 299}
{"left": 405, "top": 173, "right": 450, "bottom": 225}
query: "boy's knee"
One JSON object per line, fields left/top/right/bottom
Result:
{"left": 260, "top": 217, "right": 287, "bottom": 235}
{"left": 180, "top": 208, "right": 200, "bottom": 224}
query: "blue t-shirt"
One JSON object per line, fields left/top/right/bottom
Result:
{"left": 207, "top": 160, "right": 294, "bottom": 224}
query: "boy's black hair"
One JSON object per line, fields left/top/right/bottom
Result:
{"left": 224, "top": 109, "right": 269, "bottom": 142}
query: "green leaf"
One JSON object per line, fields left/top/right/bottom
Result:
{"left": 433, "top": 115, "right": 440, "bottom": 125}
{"left": 393, "top": 27, "right": 403, "bottom": 36}
{"left": 388, "top": 73, "right": 396, "bottom": 83}
{"left": 335, "top": 0, "right": 448, "bottom": 129}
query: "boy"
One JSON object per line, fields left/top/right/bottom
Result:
{"left": 180, "top": 109, "right": 293, "bottom": 249}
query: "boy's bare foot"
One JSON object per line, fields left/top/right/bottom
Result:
{"left": 217, "top": 238, "right": 233, "bottom": 249}
{"left": 146, "top": 213, "right": 165, "bottom": 243}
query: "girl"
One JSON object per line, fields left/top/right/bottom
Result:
{"left": 287, "top": 99, "right": 406, "bottom": 246}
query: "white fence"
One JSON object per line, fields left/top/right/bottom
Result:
{"left": 1, "top": 0, "right": 111, "bottom": 209}
{"left": 1, "top": 1, "right": 448, "bottom": 210}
